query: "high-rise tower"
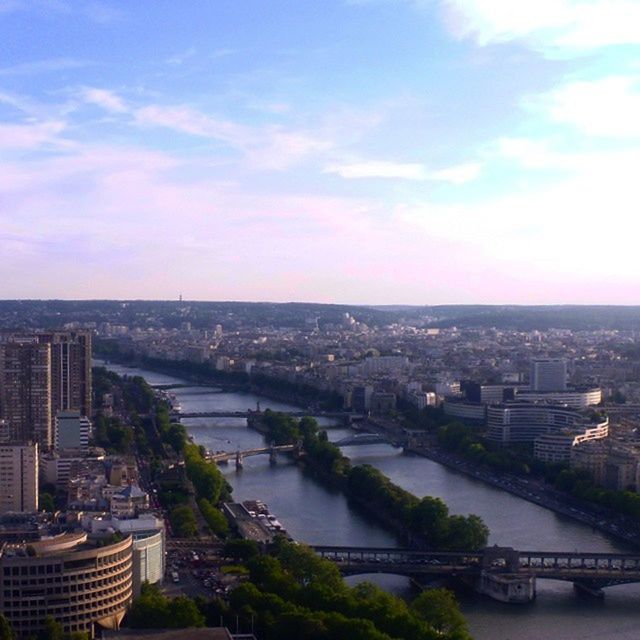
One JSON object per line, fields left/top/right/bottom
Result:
{"left": 0, "top": 339, "right": 52, "bottom": 448}
{"left": 37, "top": 330, "right": 92, "bottom": 419}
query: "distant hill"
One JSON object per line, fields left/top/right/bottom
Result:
{"left": 1, "top": 300, "right": 640, "bottom": 331}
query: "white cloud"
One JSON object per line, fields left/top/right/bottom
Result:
{"left": 165, "top": 47, "right": 197, "bottom": 66}
{"left": 325, "top": 160, "right": 427, "bottom": 180}
{"left": 324, "top": 159, "right": 481, "bottom": 183}
{"left": 398, "top": 140, "right": 640, "bottom": 279}
{"left": 440, "top": 0, "right": 640, "bottom": 53}
{"left": 536, "top": 76, "right": 640, "bottom": 137}
{"left": 430, "top": 162, "right": 482, "bottom": 184}
{"left": 0, "top": 57, "right": 88, "bottom": 76}
{"left": 0, "top": 120, "right": 68, "bottom": 150}
{"left": 81, "top": 87, "right": 128, "bottom": 113}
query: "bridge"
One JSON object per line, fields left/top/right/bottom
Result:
{"left": 154, "top": 383, "right": 223, "bottom": 391}
{"left": 174, "top": 410, "right": 360, "bottom": 421}
{"left": 333, "top": 433, "right": 396, "bottom": 446}
{"left": 205, "top": 443, "right": 302, "bottom": 467}
{"left": 312, "top": 545, "right": 640, "bottom": 600}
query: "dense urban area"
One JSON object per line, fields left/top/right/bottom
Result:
{"left": 2, "top": 301, "right": 640, "bottom": 639}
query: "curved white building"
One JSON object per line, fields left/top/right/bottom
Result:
{"left": 487, "top": 402, "right": 607, "bottom": 445}
{"left": 515, "top": 387, "right": 602, "bottom": 410}
{"left": 533, "top": 419, "right": 609, "bottom": 463}
{"left": 0, "top": 533, "right": 132, "bottom": 638}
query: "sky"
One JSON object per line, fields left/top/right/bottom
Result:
{"left": 1, "top": 0, "right": 640, "bottom": 304}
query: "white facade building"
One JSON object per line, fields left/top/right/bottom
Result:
{"left": 516, "top": 387, "right": 602, "bottom": 410}
{"left": 530, "top": 358, "right": 567, "bottom": 392}
{"left": 54, "top": 411, "right": 92, "bottom": 450}
{"left": 82, "top": 513, "right": 165, "bottom": 596}
{"left": 487, "top": 402, "right": 607, "bottom": 445}
{"left": 533, "top": 419, "right": 609, "bottom": 463}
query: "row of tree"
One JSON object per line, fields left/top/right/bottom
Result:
{"left": 437, "top": 421, "right": 640, "bottom": 520}
{"left": 259, "top": 411, "right": 489, "bottom": 551}
{"left": 94, "top": 344, "right": 343, "bottom": 409}
{"left": 122, "top": 541, "right": 470, "bottom": 640}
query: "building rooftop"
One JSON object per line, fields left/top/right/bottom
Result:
{"left": 102, "top": 629, "right": 234, "bottom": 640}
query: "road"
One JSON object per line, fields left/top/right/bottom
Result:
{"left": 408, "top": 444, "right": 640, "bottom": 548}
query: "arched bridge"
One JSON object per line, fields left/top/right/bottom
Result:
{"left": 334, "top": 433, "right": 394, "bottom": 446}
{"left": 205, "top": 443, "right": 302, "bottom": 467}
{"left": 312, "top": 545, "right": 640, "bottom": 597}
{"left": 173, "top": 410, "right": 362, "bottom": 421}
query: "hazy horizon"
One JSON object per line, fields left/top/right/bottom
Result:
{"left": 2, "top": 1, "right": 639, "bottom": 304}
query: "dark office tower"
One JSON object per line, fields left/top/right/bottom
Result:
{"left": 37, "top": 330, "right": 92, "bottom": 419}
{"left": 0, "top": 340, "right": 52, "bottom": 448}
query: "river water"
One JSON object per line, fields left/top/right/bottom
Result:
{"left": 101, "top": 362, "right": 640, "bottom": 640}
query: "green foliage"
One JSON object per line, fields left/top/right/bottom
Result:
{"left": 411, "top": 589, "right": 471, "bottom": 639}
{"left": 184, "top": 443, "right": 227, "bottom": 504}
{"left": 39, "top": 492, "right": 55, "bottom": 513}
{"left": 94, "top": 345, "right": 343, "bottom": 410}
{"left": 158, "top": 480, "right": 190, "bottom": 509}
{"left": 122, "top": 375, "right": 155, "bottom": 414}
{"left": 347, "top": 463, "right": 488, "bottom": 551}
{"left": 438, "top": 422, "right": 533, "bottom": 475}
{"left": 155, "top": 407, "right": 188, "bottom": 454}
{"left": 93, "top": 414, "right": 133, "bottom": 454}
{"left": 259, "top": 413, "right": 488, "bottom": 551}
{"left": 437, "top": 420, "right": 640, "bottom": 521}
{"left": 226, "top": 541, "right": 468, "bottom": 640}
{"left": 128, "top": 583, "right": 205, "bottom": 629}
{"left": 260, "top": 410, "right": 301, "bottom": 446}
{"left": 223, "top": 538, "right": 260, "bottom": 562}
{"left": 198, "top": 497, "right": 229, "bottom": 536}
{"left": 37, "top": 617, "right": 63, "bottom": 640}
{"left": 0, "top": 614, "right": 14, "bottom": 640}
{"left": 170, "top": 505, "right": 198, "bottom": 538}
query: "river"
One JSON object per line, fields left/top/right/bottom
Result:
{"left": 100, "top": 361, "right": 640, "bottom": 640}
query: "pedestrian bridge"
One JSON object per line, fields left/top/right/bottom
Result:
{"left": 312, "top": 545, "right": 640, "bottom": 592}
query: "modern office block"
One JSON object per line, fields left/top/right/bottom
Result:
{"left": 55, "top": 411, "right": 92, "bottom": 450}
{"left": 530, "top": 358, "right": 567, "bottom": 392}
{"left": 0, "top": 443, "right": 38, "bottom": 513}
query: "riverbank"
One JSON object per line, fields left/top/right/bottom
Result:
{"left": 94, "top": 347, "right": 342, "bottom": 410}
{"left": 407, "top": 444, "right": 640, "bottom": 550}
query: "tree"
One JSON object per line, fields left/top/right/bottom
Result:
{"left": 170, "top": 505, "right": 198, "bottom": 538}
{"left": 411, "top": 497, "right": 450, "bottom": 546}
{"left": 38, "top": 617, "right": 63, "bottom": 640}
{"left": 0, "top": 614, "right": 14, "bottom": 640}
{"left": 40, "top": 492, "right": 55, "bottom": 513}
{"left": 446, "top": 514, "right": 489, "bottom": 551}
{"left": 223, "top": 538, "right": 260, "bottom": 562}
{"left": 411, "top": 589, "right": 471, "bottom": 639}
{"left": 168, "top": 596, "right": 205, "bottom": 628}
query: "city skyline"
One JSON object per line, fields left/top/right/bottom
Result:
{"left": 2, "top": 1, "right": 639, "bottom": 304}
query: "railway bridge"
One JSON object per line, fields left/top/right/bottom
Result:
{"left": 312, "top": 545, "right": 640, "bottom": 601}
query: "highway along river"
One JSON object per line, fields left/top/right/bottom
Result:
{"left": 100, "top": 362, "right": 640, "bottom": 640}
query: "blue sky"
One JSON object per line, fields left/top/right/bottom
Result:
{"left": 2, "top": 0, "right": 640, "bottom": 303}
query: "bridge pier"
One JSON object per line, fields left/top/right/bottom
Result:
{"left": 235, "top": 451, "right": 244, "bottom": 470}
{"left": 573, "top": 582, "right": 604, "bottom": 598}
